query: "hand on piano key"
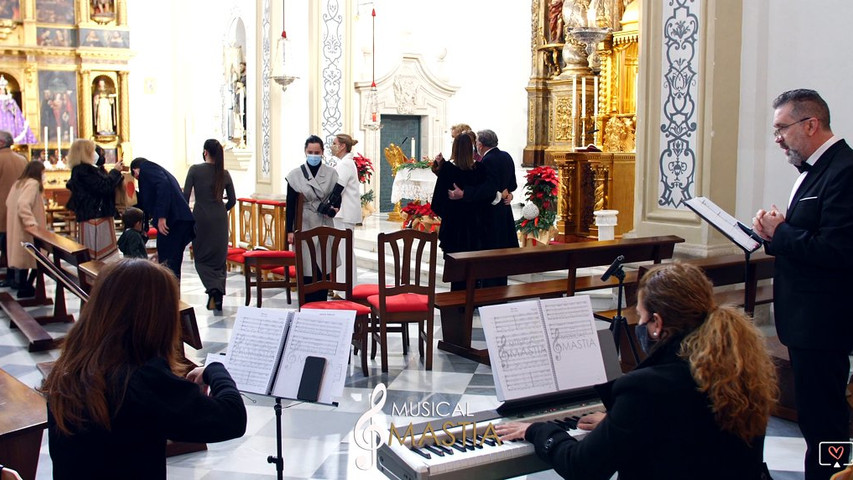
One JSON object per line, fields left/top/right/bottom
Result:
{"left": 577, "top": 411, "right": 606, "bottom": 431}
{"left": 494, "top": 422, "right": 532, "bottom": 442}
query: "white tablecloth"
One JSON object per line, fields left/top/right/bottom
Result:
{"left": 391, "top": 167, "right": 437, "bottom": 203}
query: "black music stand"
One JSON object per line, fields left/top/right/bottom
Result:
{"left": 685, "top": 197, "right": 763, "bottom": 310}
{"left": 601, "top": 256, "right": 641, "bottom": 365}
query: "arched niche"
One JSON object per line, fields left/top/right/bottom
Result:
{"left": 91, "top": 74, "right": 117, "bottom": 140}
{"left": 223, "top": 17, "right": 248, "bottom": 150}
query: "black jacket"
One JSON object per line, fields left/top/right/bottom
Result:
{"left": 65, "top": 163, "right": 122, "bottom": 222}
{"left": 525, "top": 338, "right": 767, "bottom": 480}
{"left": 431, "top": 161, "right": 486, "bottom": 254}
{"left": 459, "top": 147, "right": 518, "bottom": 250}
{"left": 48, "top": 359, "right": 246, "bottom": 480}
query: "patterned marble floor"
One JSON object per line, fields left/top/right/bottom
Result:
{"left": 0, "top": 217, "right": 811, "bottom": 479}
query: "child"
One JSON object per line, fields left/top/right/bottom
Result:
{"left": 117, "top": 207, "right": 148, "bottom": 259}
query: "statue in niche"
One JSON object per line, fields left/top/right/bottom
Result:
{"left": 90, "top": 0, "right": 115, "bottom": 24}
{"left": 0, "top": 75, "right": 35, "bottom": 144}
{"left": 224, "top": 46, "right": 246, "bottom": 147}
{"left": 92, "top": 78, "right": 116, "bottom": 136}
{"left": 548, "top": 0, "right": 564, "bottom": 42}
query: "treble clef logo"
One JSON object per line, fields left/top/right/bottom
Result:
{"left": 354, "top": 383, "right": 387, "bottom": 471}
{"left": 552, "top": 328, "right": 563, "bottom": 361}
{"left": 498, "top": 336, "right": 510, "bottom": 369}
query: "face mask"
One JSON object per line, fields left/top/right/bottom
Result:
{"left": 331, "top": 144, "right": 340, "bottom": 155}
{"left": 306, "top": 154, "right": 322, "bottom": 166}
{"left": 91, "top": 152, "right": 98, "bottom": 164}
{"left": 635, "top": 323, "right": 656, "bottom": 355}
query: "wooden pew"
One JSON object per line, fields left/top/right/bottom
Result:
{"left": 0, "top": 368, "right": 47, "bottom": 480}
{"left": 436, "top": 235, "right": 684, "bottom": 364}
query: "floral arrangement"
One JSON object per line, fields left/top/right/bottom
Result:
{"left": 515, "top": 165, "right": 559, "bottom": 237}
{"left": 397, "top": 159, "right": 433, "bottom": 171}
{"left": 401, "top": 200, "right": 440, "bottom": 232}
{"left": 353, "top": 153, "right": 373, "bottom": 183}
{"left": 360, "top": 189, "right": 374, "bottom": 208}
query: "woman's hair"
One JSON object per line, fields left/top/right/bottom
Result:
{"left": 203, "top": 139, "right": 225, "bottom": 199}
{"left": 638, "top": 263, "right": 778, "bottom": 443}
{"left": 18, "top": 160, "right": 45, "bottom": 191}
{"left": 41, "top": 259, "right": 182, "bottom": 435}
{"left": 334, "top": 133, "right": 357, "bottom": 153}
{"left": 450, "top": 123, "right": 472, "bottom": 137}
{"left": 451, "top": 132, "right": 475, "bottom": 171}
{"left": 67, "top": 139, "right": 96, "bottom": 168}
{"left": 304, "top": 135, "right": 324, "bottom": 151}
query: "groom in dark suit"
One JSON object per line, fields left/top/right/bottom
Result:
{"left": 754, "top": 89, "right": 853, "bottom": 480}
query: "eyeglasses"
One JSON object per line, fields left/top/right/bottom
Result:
{"left": 773, "top": 117, "right": 813, "bottom": 138}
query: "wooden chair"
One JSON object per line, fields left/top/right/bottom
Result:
{"left": 368, "top": 229, "right": 437, "bottom": 373}
{"left": 243, "top": 249, "right": 296, "bottom": 307}
{"left": 293, "top": 226, "right": 370, "bottom": 376}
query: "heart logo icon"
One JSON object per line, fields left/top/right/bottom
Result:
{"left": 830, "top": 445, "right": 845, "bottom": 461}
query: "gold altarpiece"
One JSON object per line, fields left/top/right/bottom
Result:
{"left": 526, "top": 0, "right": 639, "bottom": 238}
{"left": 0, "top": 0, "right": 132, "bottom": 199}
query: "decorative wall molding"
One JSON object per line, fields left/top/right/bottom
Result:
{"left": 259, "top": 0, "right": 271, "bottom": 181}
{"left": 657, "top": 0, "right": 699, "bottom": 209}
{"left": 320, "top": 0, "right": 343, "bottom": 149}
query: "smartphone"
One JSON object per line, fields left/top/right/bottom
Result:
{"left": 297, "top": 356, "right": 326, "bottom": 402}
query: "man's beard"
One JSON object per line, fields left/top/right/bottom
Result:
{"left": 786, "top": 147, "right": 805, "bottom": 167}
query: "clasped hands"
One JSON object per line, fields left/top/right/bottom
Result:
{"left": 752, "top": 204, "right": 785, "bottom": 241}
{"left": 447, "top": 184, "right": 513, "bottom": 205}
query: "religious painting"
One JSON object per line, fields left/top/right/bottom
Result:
{"left": 79, "top": 28, "right": 128, "bottom": 48}
{"left": 38, "top": 71, "right": 78, "bottom": 144}
{"left": 0, "top": 0, "right": 20, "bottom": 21}
{"left": 36, "top": 27, "right": 77, "bottom": 47}
{"left": 33, "top": 148, "right": 68, "bottom": 169}
{"left": 0, "top": 72, "right": 35, "bottom": 145}
{"left": 30, "top": 148, "right": 47, "bottom": 163}
{"left": 103, "top": 148, "right": 117, "bottom": 164}
{"left": 36, "top": 0, "right": 75, "bottom": 24}
{"left": 90, "top": 0, "right": 115, "bottom": 24}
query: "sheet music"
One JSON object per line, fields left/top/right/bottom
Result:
{"left": 480, "top": 301, "right": 557, "bottom": 402}
{"left": 222, "top": 307, "right": 293, "bottom": 395}
{"left": 685, "top": 197, "right": 761, "bottom": 252}
{"left": 540, "top": 297, "right": 608, "bottom": 390}
{"left": 271, "top": 309, "right": 355, "bottom": 404}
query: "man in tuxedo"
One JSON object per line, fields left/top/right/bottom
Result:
{"left": 754, "top": 89, "right": 853, "bottom": 480}
{"left": 448, "top": 129, "right": 518, "bottom": 286}
{"left": 130, "top": 157, "right": 195, "bottom": 280}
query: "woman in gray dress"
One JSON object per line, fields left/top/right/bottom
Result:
{"left": 183, "top": 139, "right": 235, "bottom": 310}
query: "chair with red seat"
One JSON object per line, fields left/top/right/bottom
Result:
{"left": 294, "top": 226, "right": 370, "bottom": 377}
{"left": 368, "top": 229, "right": 437, "bottom": 373}
{"left": 243, "top": 248, "right": 296, "bottom": 307}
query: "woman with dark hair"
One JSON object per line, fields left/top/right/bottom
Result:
{"left": 430, "top": 132, "right": 486, "bottom": 291}
{"left": 496, "top": 263, "right": 778, "bottom": 479}
{"left": 42, "top": 259, "right": 246, "bottom": 479}
{"left": 183, "top": 139, "right": 235, "bottom": 310}
{"left": 285, "top": 135, "right": 341, "bottom": 302}
{"left": 65, "top": 138, "right": 123, "bottom": 261}
{"left": 5, "top": 161, "right": 46, "bottom": 297}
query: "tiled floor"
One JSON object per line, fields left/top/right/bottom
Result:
{"left": 0, "top": 216, "right": 810, "bottom": 479}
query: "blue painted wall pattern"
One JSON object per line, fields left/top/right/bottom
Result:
{"left": 322, "top": 0, "right": 343, "bottom": 151}
{"left": 658, "top": 0, "right": 699, "bottom": 209}
{"left": 261, "top": 0, "right": 271, "bottom": 179}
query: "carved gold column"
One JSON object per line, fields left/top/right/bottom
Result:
{"left": 117, "top": 71, "right": 131, "bottom": 160}
{"left": 80, "top": 70, "right": 92, "bottom": 139}
{"left": 117, "top": 0, "right": 128, "bottom": 26}
{"left": 79, "top": 0, "right": 88, "bottom": 23}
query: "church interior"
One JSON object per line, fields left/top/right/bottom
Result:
{"left": 0, "top": 0, "right": 850, "bottom": 478}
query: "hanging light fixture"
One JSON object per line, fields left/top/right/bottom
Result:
{"left": 271, "top": 0, "right": 297, "bottom": 91}
{"left": 364, "top": 8, "right": 382, "bottom": 130}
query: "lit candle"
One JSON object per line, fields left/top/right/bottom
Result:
{"left": 70, "top": 126, "right": 74, "bottom": 142}
{"left": 411, "top": 139, "right": 415, "bottom": 159}
{"left": 582, "top": 77, "right": 587, "bottom": 118}
{"left": 572, "top": 76, "right": 577, "bottom": 147}
{"left": 43, "top": 126, "right": 47, "bottom": 152}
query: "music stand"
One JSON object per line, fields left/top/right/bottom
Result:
{"left": 601, "top": 255, "right": 641, "bottom": 365}
{"left": 685, "top": 197, "right": 763, "bottom": 310}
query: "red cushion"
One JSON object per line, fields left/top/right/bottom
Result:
{"left": 227, "top": 253, "right": 246, "bottom": 263}
{"left": 256, "top": 199, "right": 287, "bottom": 207}
{"left": 238, "top": 197, "right": 257, "bottom": 203}
{"left": 367, "top": 293, "right": 429, "bottom": 313}
{"left": 351, "top": 283, "right": 380, "bottom": 300}
{"left": 228, "top": 247, "right": 247, "bottom": 255}
{"left": 270, "top": 266, "right": 297, "bottom": 277}
{"left": 302, "top": 300, "right": 371, "bottom": 316}
{"left": 147, "top": 227, "right": 158, "bottom": 237}
{"left": 244, "top": 250, "right": 296, "bottom": 258}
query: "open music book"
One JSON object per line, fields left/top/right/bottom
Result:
{"left": 479, "top": 296, "right": 608, "bottom": 402}
{"left": 206, "top": 306, "right": 355, "bottom": 404}
{"left": 685, "top": 196, "right": 763, "bottom": 253}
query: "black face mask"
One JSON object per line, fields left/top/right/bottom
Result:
{"left": 635, "top": 323, "right": 657, "bottom": 355}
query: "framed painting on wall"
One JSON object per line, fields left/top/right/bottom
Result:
{"left": 36, "top": 27, "right": 77, "bottom": 47}
{"left": 36, "top": 0, "right": 75, "bottom": 24}
{"left": 0, "top": 0, "right": 20, "bottom": 20}
{"left": 38, "top": 71, "right": 78, "bottom": 143}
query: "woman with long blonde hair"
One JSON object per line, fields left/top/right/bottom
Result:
{"left": 496, "top": 262, "right": 778, "bottom": 479}
{"left": 42, "top": 259, "right": 246, "bottom": 479}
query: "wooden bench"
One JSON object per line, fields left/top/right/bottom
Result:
{"left": 0, "top": 368, "right": 47, "bottom": 480}
{"left": 436, "top": 235, "right": 684, "bottom": 364}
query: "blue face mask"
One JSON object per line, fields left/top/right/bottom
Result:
{"left": 306, "top": 154, "right": 322, "bottom": 166}
{"left": 635, "top": 323, "right": 656, "bottom": 355}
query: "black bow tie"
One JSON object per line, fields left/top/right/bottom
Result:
{"left": 796, "top": 162, "right": 811, "bottom": 173}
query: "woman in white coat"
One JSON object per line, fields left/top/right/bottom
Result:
{"left": 330, "top": 134, "right": 362, "bottom": 294}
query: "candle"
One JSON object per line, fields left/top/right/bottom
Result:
{"left": 57, "top": 126, "right": 60, "bottom": 146}
{"left": 582, "top": 77, "right": 587, "bottom": 118}
{"left": 572, "top": 76, "right": 577, "bottom": 147}
{"left": 411, "top": 139, "right": 415, "bottom": 159}
{"left": 594, "top": 76, "right": 599, "bottom": 116}
{"left": 43, "top": 126, "right": 47, "bottom": 152}
{"left": 70, "top": 126, "right": 74, "bottom": 142}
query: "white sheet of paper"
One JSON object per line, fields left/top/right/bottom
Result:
{"left": 540, "top": 296, "right": 608, "bottom": 390}
{"left": 223, "top": 306, "right": 293, "bottom": 395}
{"left": 685, "top": 196, "right": 760, "bottom": 251}
{"left": 271, "top": 308, "right": 355, "bottom": 404}
{"left": 480, "top": 301, "right": 557, "bottom": 402}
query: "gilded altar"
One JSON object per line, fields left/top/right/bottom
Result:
{"left": 0, "top": 0, "right": 133, "bottom": 168}
{"left": 526, "top": 0, "right": 639, "bottom": 238}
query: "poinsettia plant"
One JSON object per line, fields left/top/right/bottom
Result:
{"left": 353, "top": 153, "right": 373, "bottom": 183}
{"left": 515, "top": 165, "right": 559, "bottom": 237}
{"left": 401, "top": 200, "right": 440, "bottom": 232}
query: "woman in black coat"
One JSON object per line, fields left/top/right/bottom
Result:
{"left": 65, "top": 139, "right": 123, "bottom": 260}
{"left": 496, "top": 263, "right": 778, "bottom": 480}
